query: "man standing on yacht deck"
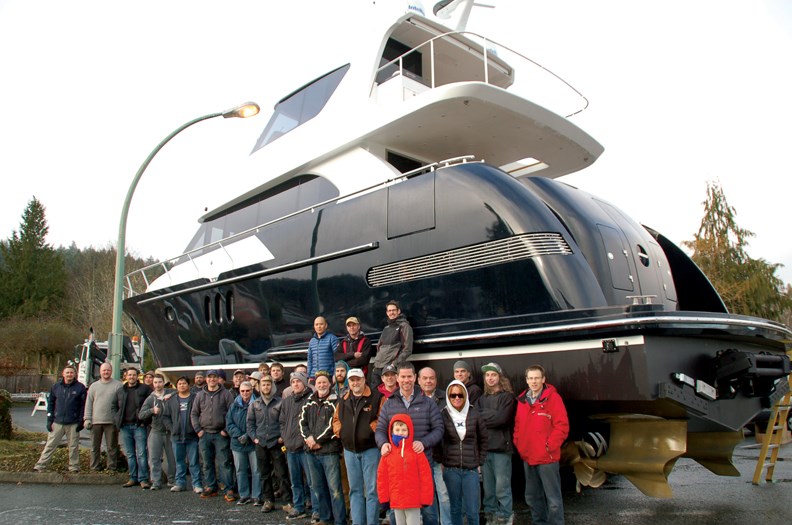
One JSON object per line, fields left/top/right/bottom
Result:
{"left": 371, "top": 301, "right": 412, "bottom": 387}
{"left": 307, "top": 316, "right": 339, "bottom": 383}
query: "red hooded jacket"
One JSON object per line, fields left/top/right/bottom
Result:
{"left": 376, "top": 413, "right": 434, "bottom": 509}
{"left": 513, "top": 383, "right": 569, "bottom": 466}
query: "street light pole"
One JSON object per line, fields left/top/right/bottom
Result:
{"left": 109, "top": 102, "right": 260, "bottom": 379}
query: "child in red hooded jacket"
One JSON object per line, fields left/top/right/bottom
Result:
{"left": 376, "top": 413, "right": 434, "bottom": 525}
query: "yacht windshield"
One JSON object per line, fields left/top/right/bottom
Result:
{"left": 251, "top": 64, "right": 350, "bottom": 153}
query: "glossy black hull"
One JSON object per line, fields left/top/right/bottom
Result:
{"left": 124, "top": 161, "right": 791, "bottom": 434}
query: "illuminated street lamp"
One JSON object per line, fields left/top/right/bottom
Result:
{"left": 109, "top": 102, "right": 260, "bottom": 378}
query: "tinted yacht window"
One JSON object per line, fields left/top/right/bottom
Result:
{"left": 252, "top": 64, "right": 350, "bottom": 153}
{"left": 183, "top": 176, "right": 339, "bottom": 256}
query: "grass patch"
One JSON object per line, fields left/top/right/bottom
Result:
{"left": 0, "top": 426, "right": 123, "bottom": 473}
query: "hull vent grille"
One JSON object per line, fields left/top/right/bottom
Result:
{"left": 367, "top": 232, "right": 572, "bottom": 287}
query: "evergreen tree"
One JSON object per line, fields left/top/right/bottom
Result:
{"left": 683, "top": 182, "right": 791, "bottom": 321}
{"left": 0, "top": 197, "right": 67, "bottom": 318}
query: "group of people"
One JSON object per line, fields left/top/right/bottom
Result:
{"left": 34, "top": 300, "right": 571, "bottom": 525}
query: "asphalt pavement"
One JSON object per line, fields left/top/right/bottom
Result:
{"left": 4, "top": 404, "right": 791, "bottom": 524}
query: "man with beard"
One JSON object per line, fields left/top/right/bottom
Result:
{"left": 333, "top": 361, "right": 349, "bottom": 398}
{"left": 191, "top": 371, "right": 206, "bottom": 394}
{"left": 139, "top": 373, "right": 176, "bottom": 490}
{"left": 117, "top": 367, "right": 152, "bottom": 488}
{"left": 477, "top": 362, "right": 516, "bottom": 525}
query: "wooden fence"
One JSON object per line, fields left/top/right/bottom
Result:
{"left": 0, "top": 373, "right": 56, "bottom": 394}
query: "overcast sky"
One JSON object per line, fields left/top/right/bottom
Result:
{"left": 1, "top": 0, "right": 791, "bottom": 285}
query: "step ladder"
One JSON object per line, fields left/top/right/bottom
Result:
{"left": 30, "top": 392, "right": 48, "bottom": 416}
{"left": 752, "top": 379, "right": 792, "bottom": 485}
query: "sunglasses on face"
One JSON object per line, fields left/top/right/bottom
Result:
{"left": 449, "top": 393, "right": 465, "bottom": 399}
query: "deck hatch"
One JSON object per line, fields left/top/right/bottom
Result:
{"left": 367, "top": 232, "right": 572, "bottom": 287}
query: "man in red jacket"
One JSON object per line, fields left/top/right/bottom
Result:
{"left": 513, "top": 365, "right": 569, "bottom": 525}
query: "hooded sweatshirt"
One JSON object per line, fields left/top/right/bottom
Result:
{"left": 376, "top": 413, "right": 434, "bottom": 510}
{"left": 440, "top": 380, "right": 488, "bottom": 470}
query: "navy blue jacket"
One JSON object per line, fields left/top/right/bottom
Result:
{"left": 375, "top": 388, "right": 443, "bottom": 458}
{"left": 47, "top": 379, "right": 87, "bottom": 426}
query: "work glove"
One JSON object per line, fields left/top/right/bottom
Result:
{"left": 46, "top": 421, "right": 53, "bottom": 433}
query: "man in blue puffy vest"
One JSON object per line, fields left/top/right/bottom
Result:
{"left": 307, "top": 316, "right": 338, "bottom": 383}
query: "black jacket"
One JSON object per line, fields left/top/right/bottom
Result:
{"left": 333, "top": 385, "right": 383, "bottom": 452}
{"left": 476, "top": 390, "right": 515, "bottom": 453}
{"left": 47, "top": 379, "right": 87, "bottom": 426}
{"left": 162, "top": 392, "right": 199, "bottom": 442}
{"left": 299, "top": 391, "right": 341, "bottom": 455}
{"left": 280, "top": 387, "right": 313, "bottom": 451}
{"left": 115, "top": 382, "right": 152, "bottom": 428}
{"left": 440, "top": 405, "right": 488, "bottom": 470}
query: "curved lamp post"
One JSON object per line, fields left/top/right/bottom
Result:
{"left": 109, "top": 101, "right": 260, "bottom": 379}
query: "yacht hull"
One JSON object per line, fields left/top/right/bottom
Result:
{"left": 124, "top": 161, "right": 790, "bottom": 437}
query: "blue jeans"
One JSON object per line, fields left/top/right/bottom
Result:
{"left": 482, "top": 452, "right": 513, "bottom": 520}
{"left": 307, "top": 453, "right": 348, "bottom": 525}
{"left": 432, "top": 462, "right": 452, "bottom": 525}
{"left": 523, "top": 462, "right": 564, "bottom": 525}
{"left": 344, "top": 448, "right": 380, "bottom": 525}
{"left": 172, "top": 438, "right": 202, "bottom": 490}
{"left": 120, "top": 424, "right": 149, "bottom": 483}
{"left": 287, "top": 450, "right": 315, "bottom": 513}
{"left": 232, "top": 448, "right": 261, "bottom": 499}
{"left": 199, "top": 432, "right": 234, "bottom": 493}
{"left": 443, "top": 467, "right": 480, "bottom": 525}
